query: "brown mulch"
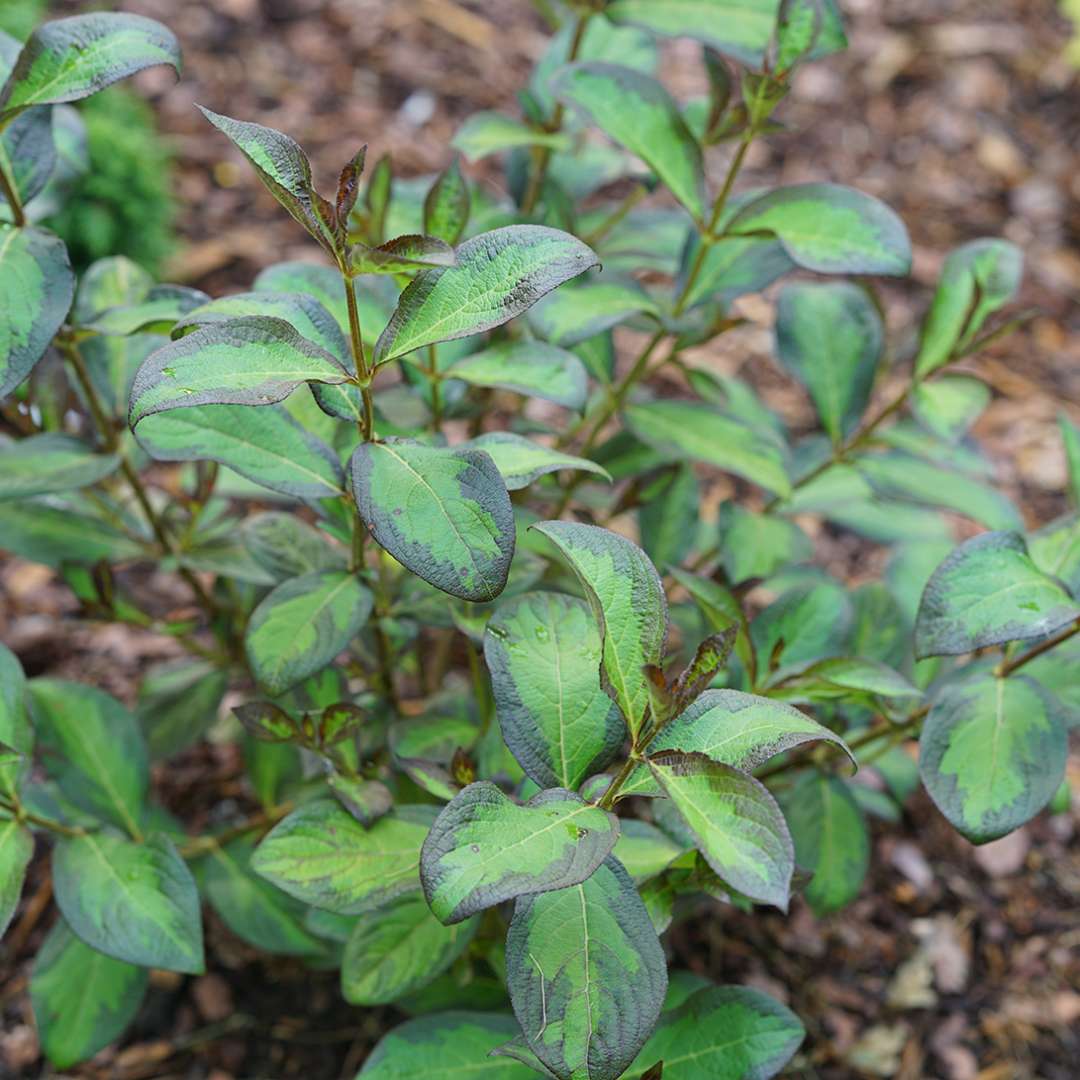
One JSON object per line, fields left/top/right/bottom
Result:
{"left": 3, "top": 1, "right": 1080, "bottom": 1078}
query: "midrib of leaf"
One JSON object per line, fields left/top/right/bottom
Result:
{"left": 549, "top": 603, "right": 570, "bottom": 788}
{"left": 577, "top": 884, "right": 596, "bottom": 1077}
{"left": 82, "top": 834, "right": 192, "bottom": 959}
{"left": 381, "top": 446, "right": 497, "bottom": 597}
{"left": 56, "top": 709, "right": 141, "bottom": 838}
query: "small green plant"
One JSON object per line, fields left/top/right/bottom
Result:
{"left": 0, "top": 3, "right": 1073, "bottom": 1077}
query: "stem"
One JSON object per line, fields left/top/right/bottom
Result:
{"left": 521, "top": 13, "right": 591, "bottom": 214}
{"left": 597, "top": 754, "right": 640, "bottom": 810}
{"left": 0, "top": 160, "right": 26, "bottom": 227}
{"left": 995, "top": 617, "right": 1080, "bottom": 678}
{"left": 178, "top": 803, "right": 293, "bottom": 859}
{"left": 350, "top": 514, "right": 367, "bottom": 574}
{"left": 0, "top": 796, "right": 88, "bottom": 838}
{"left": 61, "top": 336, "right": 220, "bottom": 618}
{"left": 582, "top": 185, "right": 647, "bottom": 247}
{"left": 342, "top": 275, "right": 375, "bottom": 441}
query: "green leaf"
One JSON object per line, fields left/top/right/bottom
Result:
{"left": 53, "top": 832, "right": 203, "bottom": 973}
{"left": 780, "top": 772, "right": 868, "bottom": 914}
{"left": 606, "top": 0, "right": 782, "bottom": 66}
{"left": 420, "top": 783, "right": 619, "bottom": 924}
{"left": 728, "top": 183, "right": 911, "bottom": 277}
{"left": 136, "top": 403, "right": 345, "bottom": 501}
{"left": 668, "top": 569, "right": 755, "bottom": 680}
{"left": 0, "top": 434, "right": 119, "bottom": 500}
{"left": 625, "top": 985, "right": 805, "bottom": 1079}
{"left": 424, "top": 156, "right": 470, "bottom": 245}
{"left": 1029, "top": 514, "right": 1080, "bottom": 598}
{"left": 252, "top": 800, "right": 431, "bottom": 914}
{"left": 507, "top": 856, "right": 667, "bottom": 1080}
{"left": 752, "top": 580, "right": 852, "bottom": 679}
{"left": 350, "top": 439, "right": 515, "bottom": 603}
{"left": 716, "top": 504, "right": 812, "bottom": 585}
{"left": 0, "top": 493, "right": 143, "bottom": 567}
{"left": 648, "top": 751, "right": 794, "bottom": 910}
{"left": 0, "top": 225, "right": 75, "bottom": 398}
{"left": 621, "top": 689, "right": 855, "bottom": 799}
{"left": 484, "top": 591, "right": 625, "bottom": 790}
{"left": 0, "top": 13, "right": 180, "bottom": 118}
{"left": 912, "top": 376, "right": 990, "bottom": 442}
{"left": 173, "top": 290, "right": 349, "bottom": 364}
{"left": 676, "top": 233, "right": 794, "bottom": 312}
{"left": 373, "top": 225, "right": 598, "bottom": 365}
{"left": 198, "top": 106, "right": 337, "bottom": 251}
{"left": 202, "top": 836, "right": 325, "bottom": 956}
{"left": 138, "top": 659, "right": 228, "bottom": 760}
{"left": 29, "top": 679, "right": 148, "bottom": 836}
{"left": 452, "top": 111, "right": 571, "bottom": 161}
{"left": 775, "top": 0, "right": 848, "bottom": 72}
{"left": 528, "top": 280, "right": 661, "bottom": 347}
{"left": 1060, "top": 414, "right": 1080, "bottom": 508}
{"left": 919, "top": 670, "right": 1067, "bottom": 844}
{"left": 552, "top": 62, "right": 704, "bottom": 220}
{"left": 625, "top": 400, "right": 791, "bottom": 498}
{"left": 0, "top": 641, "right": 31, "bottom": 756}
{"left": 83, "top": 285, "right": 209, "bottom": 336}
{"left": 640, "top": 464, "right": 700, "bottom": 573}
{"left": 128, "top": 316, "right": 350, "bottom": 427}
{"left": 775, "top": 282, "right": 883, "bottom": 443}
{"left": 780, "top": 657, "right": 921, "bottom": 703}
{"left": 0, "top": 106, "right": 55, "bottom": 208}
{"left": 462, "top": 433, "right": 612, "bottom": 491}
{"left": 914, "top": 531, "right": 1080, "bottom": 660}
{"left": 360, "top": 1012, "right": 536, "bottom": 1079}
{"left": 30, "top": 919, "right": 148, "bottom": 1070}
{"left": 0, "top": 817, "right": 32, "bottom": 938}
{"left": 243, "top": 511, "right": 345, "bottom": 582}
{"left": 448, "top": 341, "right": 588, "bottom": 410}
{"left": 245, "top": 570, "right": 373, "bottom": 695}
{"left": 352, "top": 234, "right": 458, "bottom": 276}
{"left": 532, "top": 521, "right": 668, "bottom": 739}
{"left": 857, "top": 453, "right": 1020, "bottom": 531}
{"left": 342, "top": 894, "right": 478, "bottom": 1005}
{"left": 915, "top": 239, "right": 1023, "bottom": 378}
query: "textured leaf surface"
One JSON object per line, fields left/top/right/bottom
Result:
{"left": 29, "top": 679, "right": 147, "bottom": 835}
{"left": 507, "top": 857, "right": 667, "bottom": 1080}
{"left": 245, "top": 570, "right": 373, "bottom": 695}
{"left": 351, "top": 439, "right": 514, "bottom": 602}
{"left": 198, "top": 107, "right": 335, "bottom": 249}
{"left": 128, "top": 316, "right": 349, "bottom": 426}
{"left": 424, "top": 157, "right": 470, "bottom": 244}
{"left": 485, "top": 591, "right": 625, "bottom": 790}
{"left": 0, "top": 106, "right": 55, "bottom": 207}
{"left": 649, "top": 752, "right": 794, "bottom": 910}
{"left": 342, "top": 894, "right": 477, "bottom": 1005}
{"left": 360, "top": 1012, "right": 535, "bottom": 1079}
{"left": 625, "top": 400, "right": 791, "bottom": 498}
{"left": 0, "top": 13, "right": 180, "bottom": 117}
{"left": 622, "top": 690, "right": 854, "bottom": 799}
{"left": 919, "top": 671, "right": 1067, "bottom": 844}
{"left": 30, "top": 920, "right": 148, "bottom": 1070}
{"left": 420, "top": 783, "right": 619, "bottom": 924}
{"left": 605, "top": 0, "right": 781, "bottom": 65}
{"left": 552, "top": 62, "right": 704, "bottom": 220}
{"left": 448, "top": 341, "right": 588, "bottom": 410}
{"left": 136, "top": 402, "right": 345, "bottom": 500}
{"left": 915, "top": 239, "right": 1023, "bottom": 378}
{"left": 780, "top": 772, "right": 868, "bottom": 914}
{"left": 174, "top": 290, "right": 349, "bottom": 363}
{"left": 203, "top": 837, "right": 324, "bottom": 956}
{"left": 353, "top": 234, "right": 458, "bottom": 275}
{"left": 243, "top": 512, "right": 345, "bottom": 581}
{"left": 463, "top": 433, "right": 611, "bottom": 491}
{"left": 373, "top": 226, "right": 598, "bottom": 365}
{"left": 625, "top": 985, "right": 805, "bottom": 1079}
{"left": 775, "top": 282, "right": 883, "bottom": 443}
{"left": 0, "top": 225, "right": 74, "bottom": 398}
{"left": 729, "top": 183, "right": 911, "bottom": 277}
{"left": 53, "top": 832, "right": 203, "bottom": 973}
{"left": 252, "top": 801, "right": 430, "bottom": 914}
{"left": 0, "top": 818, "right": 32, "bottom": 938}
{"left": 533, "top": 521, "right": 668, "bottom": 739}
{"left": 914, "top": 532, "right": 1080, "bottom": 659}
